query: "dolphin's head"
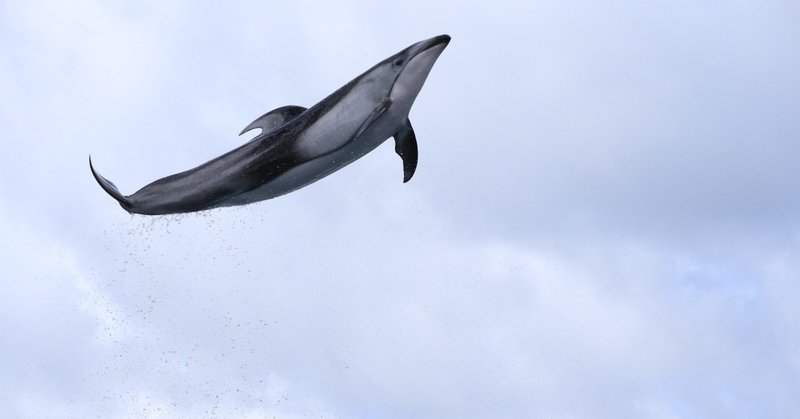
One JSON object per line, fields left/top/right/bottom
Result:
{"left": 387, "top": 34, "right": 450, "bottom": 117}
{"left": 356, "top": 35, "right": 451, "bottom": 120}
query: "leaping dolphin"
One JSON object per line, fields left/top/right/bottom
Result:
{"left": 90, "top": 34, "right": 450, "bottom": 215}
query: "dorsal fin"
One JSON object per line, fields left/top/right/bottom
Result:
{"left": 239, "top": 105, "right": 307, "bottom": 139}
{"left": 394, "top": 119, "right": 418, "bottom": 183}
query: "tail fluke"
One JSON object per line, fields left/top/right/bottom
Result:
{"left": 89, "top": 156, "right": 132, "bottom": 212}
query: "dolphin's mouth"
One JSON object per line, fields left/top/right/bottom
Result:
{"left": 416, "top": 34, "right": 451, "bottom": 52}
{"left": 405, "top": 35, "right": 451, "bottom": 66}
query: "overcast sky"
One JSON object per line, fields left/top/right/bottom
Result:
{"left": 2, "top": 0, "right": 800, "bottom": 418}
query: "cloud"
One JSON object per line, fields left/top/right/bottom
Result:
{"left": 1, "top": 0, "right": 800, "bottom": 418}
{"left": 8, "top": 197, "right": 797, "bottom": 418}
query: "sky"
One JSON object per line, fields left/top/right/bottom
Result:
{"left": 1, "top": 0, "right": 799, "bottom": 417}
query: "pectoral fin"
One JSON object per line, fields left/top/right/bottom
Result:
{"left": 239, "top": 105, "right": 307, "bottom": 139}
{"left": 353, "top": 99, "right": 390, "bottom": 140}
{"left": 394, "top": 119, "right": 418, "bottom": 183}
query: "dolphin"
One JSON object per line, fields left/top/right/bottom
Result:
{"left": 90, "top": 34, "right": 451, "bottom": 215}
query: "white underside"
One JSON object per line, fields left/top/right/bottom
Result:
{"left": 221, "top": 111, "right": 402, "bottom": 206}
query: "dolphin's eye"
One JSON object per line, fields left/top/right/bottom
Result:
{"left": 394, "top": 58, "right": 404, "bottom": 67}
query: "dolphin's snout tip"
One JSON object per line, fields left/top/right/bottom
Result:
{"left": 413, "top": 34, "right": 450, "bottom": 54}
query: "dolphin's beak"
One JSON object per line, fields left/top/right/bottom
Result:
{"left": 407, "top": 34, "right": 451, "bottom": 58}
